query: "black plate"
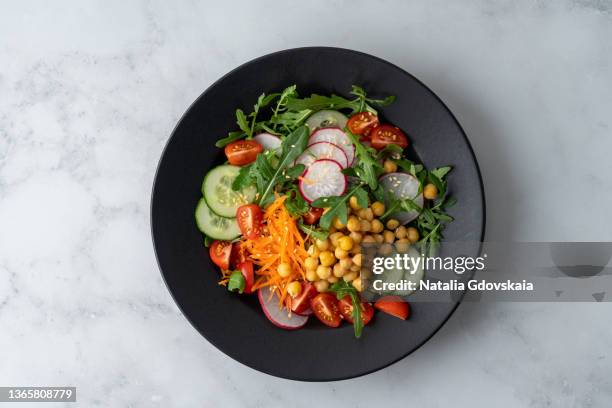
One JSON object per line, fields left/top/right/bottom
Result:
{"left": 151, "top": 47, "right": 485, "bottom": 381}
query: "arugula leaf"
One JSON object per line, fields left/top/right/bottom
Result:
{"left": 298, "top": 222, "right": 329, "bottom": 241}
{"left": 346, "top": 130, "right": 382, "bottom": 190}
{"left": 269, "top": 109, "right": 312, "bottom": 129}
{"left": 215, "top": 130, "right": 245, "bottom": 148}
{"left": 256, "top": 126, "right": 309, "bottom": 205}
{"left": 395, "top": 159, "right": 424, "bottom": 177}
{"left": 329, "top": 281, "right": 364, "bottom": 338}
{"left": 227, "top": 271, "right": 245, "bottom": 294}
{"left": 236, "top": 109, "right": 250, "bottom": 136}
{"left": 231, "top": 164, "right": 253, "bottom": 191}
{"left": 284, "top": 185, "right": 309, "bottom": 216}
{"left": 311, "top": 185, "right": 367, "bottom": 229}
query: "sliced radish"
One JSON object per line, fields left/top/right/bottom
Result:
{"left": 379, "top": 172, "right": 424, "bottom": 224}
{"left": 258, "top": 287, "right": 309, "bottom": 330}
{"left": 295, "top": 141, "right": 349, "bottom": 168}
{"left": 309, "top": 127, "right": 355, "bottom": 166}
{"left": 253, "top": 133, "right": 282, "bottom": 151}
{"left": 295, "top": 307, "right": 313, "bottom": 316}
{"left": 299, "top": 159, "right": 347, "bottom": 203}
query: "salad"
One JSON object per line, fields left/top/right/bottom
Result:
{"left": 195, "top": 85, "right": 455, "bottom": 338}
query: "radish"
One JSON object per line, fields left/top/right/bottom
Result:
{"left": 295, "top": 141, "right": 349, "bottom": 168}
{"left": 299, "top": 159, "right": 347, "bottom": 203}
{"left": 258, "top": 287, "right": 309, "bottom": 330}
{"left": 253, "top": 133, "right": 282, "bottom": 152}
{"left": 309, "top": 127, "right": 355, "bottom": 166}
{"left": 379, "top": 172, "right": 424, "bottom": 224}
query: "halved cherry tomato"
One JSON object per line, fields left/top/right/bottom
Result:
{"left": 289, "top": 282, "right": 317, "bottom": 314}
{"left": 310, "top": 293, "right": 342, "bottom": 328}
{"left": 238, "top": 260, "right": 255, "bottom": 294}
{"left": 230, "top": 244, "right": 247, "bottom": 269}
{"left": 347, "top": 112, "right": 379, "bottom": 135}
{"left": 374, "top": 296, "right": 410, "bottom": 320}
{"left": 338, "top": 296, "right": 374, "bottom": 325}
{"left": 224, "top": 140, "right": 263, "bottom": 166}
{"left": 209, "top": 240, "right": 232, "bottom": 270}
{"left": 236, "top": 204, "right": 263, "bottom": 240}
{"left": 370, "top": 125, "right": 408, "bottom": 150}
{"left": 302, "top": 207, "right": 323, "bottom": 225}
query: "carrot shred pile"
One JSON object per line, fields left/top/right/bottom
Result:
{"left": 240, "top": 195, "right": 308, "bottom": 305}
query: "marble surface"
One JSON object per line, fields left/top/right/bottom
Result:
{"left": 1, "top": 1, "right": 611, "bottom": 406}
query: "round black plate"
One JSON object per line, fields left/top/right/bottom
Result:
{"left": 151, "top": 47, "right": 485, "bottom": 381}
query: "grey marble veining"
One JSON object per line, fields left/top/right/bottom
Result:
{"left": 1, "top": 1, "right": 611, "bottom": 406}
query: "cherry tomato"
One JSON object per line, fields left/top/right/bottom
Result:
{"left": 236, "top": 204, "right": 263, "bottom": 240}
{"left": 238, "top": 260, "right": 255, "bottom": 294}
{"left": 209, "top": 240, "right": 232, "bottom": 270}
{"left": 289, "top": 282, "right": 317, "bottom": 314}
{"left": 302, "top": 207, "right": 323, "bottom": 225}
{"left": 347, "top": 112, "right": 379, "bottom": 135}
{"left": 310, "top": 293, "right": 342, "bottom": 328}
{"left": 338, "top": 296, "right": 374, "bottom": 325}
{"left": 370, "top": 125, "right": 408, "bottom": 150}
{"left": 224, "top": 140, "right": 263, "bottom": 166}
{"left": 374, "top": 296, "right": 410, "bottom": 320}
{"left": 229, "top": 244, "right": 247, "bottom": 269}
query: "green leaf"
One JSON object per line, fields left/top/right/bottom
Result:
{"left": 430, "top": 166, "right": 452, "bottom": 180}
{"left": 236, "top": 109, "right": 250, "bottom": 136}
{"left": 346, "top": 130, "right": 382, "bottom": 190}
{"left": 329, "top": 281, "right": 363, "bottom": 338}
{"left": 285, "top": 187, "right": 309, "bottom": 216}
{"left": 204, "top": 235, "right": 213, "bottom": 247}
{"left": 298, "top": 222, "right": 329, "bottom": 241}
{"left": 353, "top": 186, "right": 369, "bottom": 209}
{"left": 312, "top": 184, "right": 365, "bottom": 229}
{"left": 231, "top": 164, "right": 254, "bottom": 191}
{"left": 269, "top": 109, "right": 312, "bottom": 127}
{"left": 227, "top": 271, "right": 245, "bottom": 294}
{"left": 215, "top": 131, "right": 245, "bottom": 148}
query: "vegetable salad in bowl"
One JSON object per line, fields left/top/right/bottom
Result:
{"left": 195, "top": 85, "right": 455, "bottom": 338}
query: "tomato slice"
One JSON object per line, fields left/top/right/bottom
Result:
{"left": 289, "top": 282, "right": 317, "bottom": 314}
{"left": 236, "top": 204, "right": 263, "bottom": 240}
{"left": 347, "top": 112, "right": 379, "bottom": 135}
{"left": 302, "top": 207, "right": 323, "bottom": 225}
{"left": 374, "top": 296, "right": 410, "bottom": 320}
{"left": 370, "top": 125, "right": 408, "bottom": 150}
{"left": 229, "top": 244, "right": 247, "bottom": 269}
{"left": 310, "top": 293, "right": 342, "bottom": 328}
{"left": 209, "top": 240, "right": 232, "bottom": 270}
{"left": 338, "top": 296, "right": 374, "bottom": 325}
{"left": 238, "top": 260, "right": 255, "bottom": 294}
{"left": 224, "top": 140, "right": 263, "bottom": 166}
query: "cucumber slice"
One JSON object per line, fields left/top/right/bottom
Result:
{"left": 202, "top": 165, "right": 256, "bottom": 217}
{"left": 306, "top": 110, "right": 348, "bottom": 131}
{"left": 195, "top": 198, "right": 241, "bottom": 240}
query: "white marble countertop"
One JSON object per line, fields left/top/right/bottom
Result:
{"left": 1, "top": 1, "right": 611, "bottom": 406}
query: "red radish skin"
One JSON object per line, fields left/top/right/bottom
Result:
{"left": 295, "top": 141, "right": 349, "bottom": 168}
{"left": 299, "top": 159, "right": 347, "bottom": 203}
{"left": 258, "top": 287, "right": 309, "bottom": 330}
{"left": 309, "top": 127, "right": 356, "bottom": 166}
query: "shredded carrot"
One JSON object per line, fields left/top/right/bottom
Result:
{"left": 238, "top": 195, "right": 309, "bottom": 305}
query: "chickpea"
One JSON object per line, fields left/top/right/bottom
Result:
{"left": 395, "top": 225, "right": 407, "bottom": 239}
{"left": 339, "top": 258, "right": 353, "bottom": 270}
{"left": 333, "top": 262, "right": 346, "bottom": 277}
{"left": 315, "top": 280, "right": 329, "bottom": 292}
{"left": 352, "top": 253, "right": 362, "bottom": 266}
{"left": 349, "top": 195, "right": 362, "bottom": 211}
{"left": 329, "top": 232, "right": 344, "bottom": 247}
{"left": 351, "top": 244, "right": 362, "bottom": 254}
{"left": 352, "top": 278, "right": 362, "bottom": 292}
{"left": 360, "top": 220, "right": 371, "bottom": 232}
{"left": 350, "top": 264, "right": 361, "bottom": 272}
{"left": 333, "top": 216, "right": 346, "bottom": 229}
{"left": 277, "top": 262, "right": 292, "bottom": 278}
{"left": 315, "top": 238, "right": 329, "bottom": 251}
{"left": 304, "top": 257, "right": 319, "bottom": 271}
{"left": 287, "top": 281, "right": 302, "bottom": 298}
{"left": 334, "top": 247, "right": 349, "bottom": 259}
{"left": 338, "top": 236, "right": 354, "bottom": 251}
{"left": 362, "top": 235, "right": 376, "bottom": 244}
{"left": 347, "top": 216, "right": 361, "bottom": 232}
{"left": 382, "top": 230, "right": 395, "bottom": 243}
{"left": 423, "top": 183, "right": 439, "bottom": 200}
{"left": 395, "top": 238, "right": 410, "bottom": 253}
{"left": 371, "top": 201, "right": 385, "bottom": 217}
{"left": 343, "top": 271, "right": 358, "bottom": 282}
{"left": 386, "top": 219, "right": 400, "bottom": 230}
{"left": 319, "top": 250, "right": 336, "bottom": 267}
{"left": 383, "top": 159, "right": 398, "bottom": 173}
{"left": 316, "top": 265, "right": 332, "bottom": 279}
{"left": 306, "top": 269, "right": 318, "bottom": 282}
{"left": 374, "top": 234, "right": 384, "bottom": 244}
{"left": 328, "top": 276, "right": 339, "bottom": 283}
{"left": 378, "top": 243, "right": 393, "bottom": 255}
{"left": 407, "top": 227, "right": 420, "bottom": 243}
{"left": 358, "top": 208, "right": 374, "bottom": 221}
{"left": 349, "top": 231, "right": 363, "bottom": 244}
{"left": 371, "top": 219, "right": 384, "bottom": 233}
{"left": 307, "top": 245, "right": 320, "bottom": 258}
